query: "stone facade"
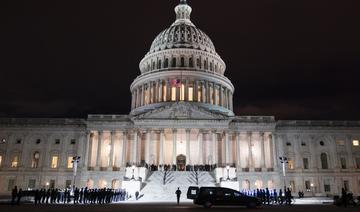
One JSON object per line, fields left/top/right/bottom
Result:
{"left": 0, "top": 0, "right": 359, "bottom": 196}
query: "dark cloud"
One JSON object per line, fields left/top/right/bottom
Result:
{"left": 0, "top": 0, "right": 359, "bottom": 120}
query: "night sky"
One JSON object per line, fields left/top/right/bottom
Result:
{"left": 1, "top": 0, "right": 360, "bottom": 120}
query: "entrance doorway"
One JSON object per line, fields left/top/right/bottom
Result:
{"left": 176, "top": 154, "right": 186, "bottom": 171}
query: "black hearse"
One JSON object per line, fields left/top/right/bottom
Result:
{"left": 187, "top": 186, "right": 261, "bottom": 208}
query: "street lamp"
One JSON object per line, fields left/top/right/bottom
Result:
{"left": 71, "top": 156, "right": 81, "bottom": 191}
{"left": 226, "top": 165, "right": 230, "bottom": 181}
{"left": 279, "top": 157, "right": 288, "bottom": 191}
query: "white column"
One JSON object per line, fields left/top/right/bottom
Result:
{"left": 166, "top": 79, "right": 171, "bottom": 101}
{"left": 136, "top": 87, "right": 140, "bottom": 107}
{"left": 219, "top": 86, "right": 223, "bottom": 107}
{"left": 121, "top": 131, "right": 127, "bottom": 167}
{"left": 229, "top": 92, "right": 233, "bottom": 111}
{"left": 236, "top": 132, "right": 241, "bottom": 169}
{"left": 172, "top": 129, "right": 177, "bottom": 165}
{"left": 225, "top": 131, "right": 230, "bottom": 164}
{"left": 260, "top": 132, "right": 266, "bottom": 170}
{"left": 206, "top": 81, "right": 210, "bottom": 103}
{"left": 132, "top": 131, "right": 138, "bottom": 164}
{"left": 185, "top": 79, "right": 189, "bottom": 101}
{"left": 155, "top": 80, "right": 160, "bottom": 103}
{"left": 96, "top": 131, "right": 103, "bottom": 169}
{"left": 212, "top": 130, "right": 217, "bottom": 165}
{"left": 248, "top": 132, "right": 253, "bottom": 170}
{"left": 186, "top": 129, "right": 191, "bottom": 165}
{"left": 269, "top": 133, "right": 275, "bottom": 170}
{"left": 194, "top": 80, "right": 198, "bottom": 102}
{"left": 201, "top": 81, "right": 206, "bottom": 103}
{"left": 141, "top": 85, "right": 145, "bottom": 106}
{"left": 198, "top": 131, "right": 204, "bottom": 164}
{"left": 86, "top": 132, "right": 93, "bottom": 168}
{"left": 109, "top": 131, "right": 115, "bottom": 168}
{"left": 145, "top": 130, "right": 151, "bottom": 164}
{"left": 159, "top": 130, "right": 164, "bottom": 166}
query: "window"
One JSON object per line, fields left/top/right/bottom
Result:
{"left": 301, "top": 142, "right": 306, "bottom": 146}
{"left": 286, "top": 142, "right": 291, "bottom": 146}
{"left": 162, "top": 83, "right": 167, "bottom": 101}
{"left": 320, "top": 153, "right": 329, "bottom": 169}
{"left": 8, "top": 179, "right": 15, "bottom": 191}
{"left": 55, "top": 139, "right": 60, "bottom": 145}
{"left": 303, "top": 158, "right": 309, "bottom": 169}
{"left": 171, "top": 58, "right": 176, "bottom": 67}
{"left": 288, "top": 159, "right": 294, "bottom": 170}
{"left": 340, "top": 157, "right": 347, "bottom": 169}
{"left": 180, "top": 57, "right": 185, "bottom": 67}
{"left": 70, "top": 139, "right": 76, "bottom": 145}
{"left": 319, "top": 141, "right": 325, "bottom": 146}
{"left": 353, "top": 140, "right": 359, "bottom": 146}
{"left": 11, "top": 155, "right": 19, "bottom": 168}
{"left": 16, "top": 139, "right": 22, "bottom": 144}
{"left": 305, "top": 181, "right": 311, "bottom": 192}
{"left": 189, "top": 57, "right": 193, "bottom": 67}
{"left": 28, "top": 179, "right": 36, "bottom": 190}
{"left": 180, "top": 84, "right": 185, "bottom": 101}
{"left": 67, "top": 157, "right": 74, "bottom": 169}
{"left": 164, "top": 58, "right": 169, "bottom": 68}
{"left": 188, "top": 86, "right": 193, "bottom": 101}
{"left": 324, "top": 179, "right": 331, "bottom": 192}
{"left": 197, "top": 85, "right": 202, "bottom": 102}
{"left": 355, "top": 157, "right": 360, "bottom": 169}
{"left": 171, "top": 86, "right": 176, "bottom": 101}
{"left": 31, "top": 152, "right": 40, "bottom": 168}
{"left": 51, "top": 156, "right": 59, "bottom": 169}
{"left": 36, "top": 139, "right": 41, "bottom": 144}
{"left": 336, "top": 140, "right": 345, "bottom": 146}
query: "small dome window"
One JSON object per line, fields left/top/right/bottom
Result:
{"left": 320, "top": 141, "right": 325, "bottom": 146}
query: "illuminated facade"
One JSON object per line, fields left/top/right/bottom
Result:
{"left": 0, "top": 0, "right": 360, "bottom": 197}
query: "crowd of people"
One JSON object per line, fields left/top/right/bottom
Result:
{"left": 241, "top": 188, "right": 294, "bottom": 205}
{"left": 11, "top": 186, "right": 128, "bottom": 205}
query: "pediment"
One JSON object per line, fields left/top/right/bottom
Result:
{"left": 133, "top": 102, "right": 229, "bottom": 120}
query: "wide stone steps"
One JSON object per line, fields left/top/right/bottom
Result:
{"left": 139, "top": 171, "right": 216, "bottom": 202}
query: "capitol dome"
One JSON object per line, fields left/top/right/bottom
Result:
{"left": 131, "top": 0, "right": 234, "bottom": 117}
{"left": 148, "top": 22, "right": 216, "bottom": 55}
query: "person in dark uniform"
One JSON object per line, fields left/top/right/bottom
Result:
{"left": 34, "top": 189, "right": 39, "bottom": 205}
{"left": 16, "top": 188, "right": 22, "bottom": 205}
{"left": 11, "top": 186, "right": 18, "bottom": 205}
{"left": 341, "top": 188, "right": 347, "bottom": 207}
{"left": 175, "top": 187, "right": 182, "bottom": 205}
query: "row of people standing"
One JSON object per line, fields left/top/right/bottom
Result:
{"left": 11, "top": 186, "right": 127, "bottom": 205}
{"left": 242, "top": 188, "right": 294, "bottom": 205}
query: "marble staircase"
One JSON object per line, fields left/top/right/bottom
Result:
{"left": 138, "top": 171, "right": 216, "bottom": 202}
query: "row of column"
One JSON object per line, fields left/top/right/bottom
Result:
{"left": 131, "top": 79, "right": 233, "bottom": 111}
{"left": 86, "top": 130, "right": 276, "bottom": 171}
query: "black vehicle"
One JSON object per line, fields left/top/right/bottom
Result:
{"left": 187, "top": 186, "right": 261, "bottom": 208}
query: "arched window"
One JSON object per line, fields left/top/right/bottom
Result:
{"left": 164, "top": 58, "right": 169, "bottom": 68}
{"left": 189, "top": 57, "right": 194, "bottom": 67}
{"left": 158, "top": 60, "right": 162, "bottom": 69}
{"left": 152, "top": 61, "right": 155, "bottom": 70}
{"left": 320, "top": 153, "right": 329, "bottom": 169}
{"left": 172, "top": 58, "right": 177, "bottom": 67}
{"left": 181, "top": 57, "right": 185, "bottom": 67}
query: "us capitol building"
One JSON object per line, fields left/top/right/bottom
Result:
{"left": 0, "top": 0, "right": 359, "bottom": 197}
